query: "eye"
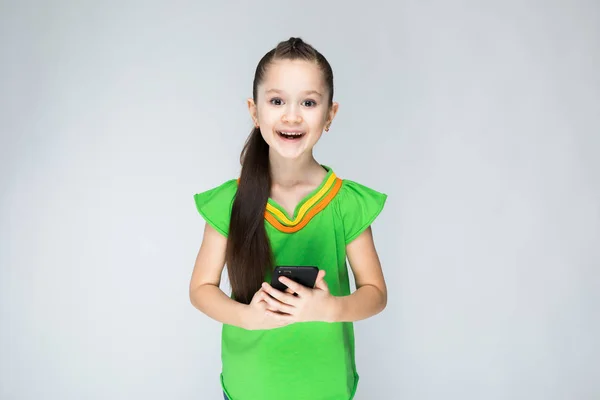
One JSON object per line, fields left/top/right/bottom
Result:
{"left": 270, "top": 98, "right": 284, "bottom": 106}
{"left": 302, "top": 99, "right": 317, "bottom": 107}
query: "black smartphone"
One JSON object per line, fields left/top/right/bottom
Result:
{"left": 270, "top": 266, "right": 319, "bottom": 292}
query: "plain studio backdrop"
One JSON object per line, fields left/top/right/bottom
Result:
{"left": 1, "top": 1, "right": 598, "bottom": 399}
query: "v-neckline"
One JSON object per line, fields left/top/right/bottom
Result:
{"left": 267, "top": 165, "right": 334, "bottom": 222}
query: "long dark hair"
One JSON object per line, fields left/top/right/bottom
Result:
{"left": 225, "top": 37, "right": 335, "bottom": 304}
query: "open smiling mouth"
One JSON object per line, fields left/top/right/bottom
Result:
{"left": 277, "top": 130, "right": 306, "bottom": 140}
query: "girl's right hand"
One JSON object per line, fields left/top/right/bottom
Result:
{"left": 243, "top": 288, "right": 292, "bottom": 331}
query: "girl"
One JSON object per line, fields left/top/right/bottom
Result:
{"left": 189, "top": 37, "right": 388, "bottom": 400}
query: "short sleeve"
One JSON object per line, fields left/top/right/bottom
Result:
{"left": 193, "top": 179, "right": 238, "bottom": 237}
{"left": 338, "top": 180, "right": 388, "bottom": 244}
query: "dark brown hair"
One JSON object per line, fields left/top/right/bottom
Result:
{"left": 225, "top": 37, "right": 335, "bottom": 304}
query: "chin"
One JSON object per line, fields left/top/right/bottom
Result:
{"left": 271, "top": 146, "right": 307, "bottom": 160}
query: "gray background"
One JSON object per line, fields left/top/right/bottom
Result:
{"left": 1, "top": 1, "right": 598, "bottom": 399}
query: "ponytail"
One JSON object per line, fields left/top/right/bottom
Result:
{"left": 225, "top": 127, "right": 273, "bottom": 304}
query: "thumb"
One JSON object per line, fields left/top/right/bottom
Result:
{"left": 314, "top": 270, "right": 329, "bottom": 291}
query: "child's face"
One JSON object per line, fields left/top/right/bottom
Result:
{"left": 248, "top": 59, "right": 338, "bottom": 160}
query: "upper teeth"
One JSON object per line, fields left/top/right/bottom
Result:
{"left": 280, "top": 131, "right": 303, "bottom": 136}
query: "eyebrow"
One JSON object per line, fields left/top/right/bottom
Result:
{"left": 265, "top": 89, "right": 323, "bottom": 97}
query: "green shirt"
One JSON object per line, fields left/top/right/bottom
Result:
{"left": 193, "top": 165, "right": 387, "bottom": 400}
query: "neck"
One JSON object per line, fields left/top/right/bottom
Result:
{"left": 268, "top": 151, "right": 324, "bottom": 187}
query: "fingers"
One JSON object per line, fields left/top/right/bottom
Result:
{"left": 251, "top": 289, "right": 268, "bottom": 304}
{"left": 262, "top": 291, "right": 295, "bottom": 314}
{"left": 277, "top": 277, "right": 308, "bottom": 296}
{"left": 262, "top": 282, "right": 299, "bottom": 305}
{"left": 252, "top": 289, "right": 278, "bottom": 307}
{"left": 251, "top": 289, "right": 286, "bottom": 315}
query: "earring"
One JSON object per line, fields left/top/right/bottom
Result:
{"left": 325, "top": 125, "right": 330, "bottom": 132}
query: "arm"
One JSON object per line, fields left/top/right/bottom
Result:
{"left": 331, "top": 226, "right": 388, "bottom": 322}
{"left": 189, "top": 223, "right": 249, "bottom": 328}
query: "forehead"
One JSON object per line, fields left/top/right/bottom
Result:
{"left": 259, "top": 59, "right": 325, "bottom": 94}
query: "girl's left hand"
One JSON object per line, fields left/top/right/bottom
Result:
{"left": 260, "top": 270, "right": 337, "bottom": 324}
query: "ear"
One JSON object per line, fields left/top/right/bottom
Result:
{"left": 247, "top": 98, "right": 259, "bottom": 127}
{"left": 325, "top": 102, "right": 339, "bottom": 131}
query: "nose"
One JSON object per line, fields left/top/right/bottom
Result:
{"left": 282, "top": 104, "right": 303, "bottom": 124}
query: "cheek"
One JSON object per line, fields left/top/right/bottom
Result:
{"left": 306, "top": 111, "right": 327, "bottom": 127}
{"left": 257, "top": 106, "right": 278, "bottom": 124}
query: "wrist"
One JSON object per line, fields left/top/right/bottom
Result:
{"left": 239, "top": 304, "right": 253, "bottom": 330}
{"left": 326, "top": 295, "right": 343, "bottom": 323}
